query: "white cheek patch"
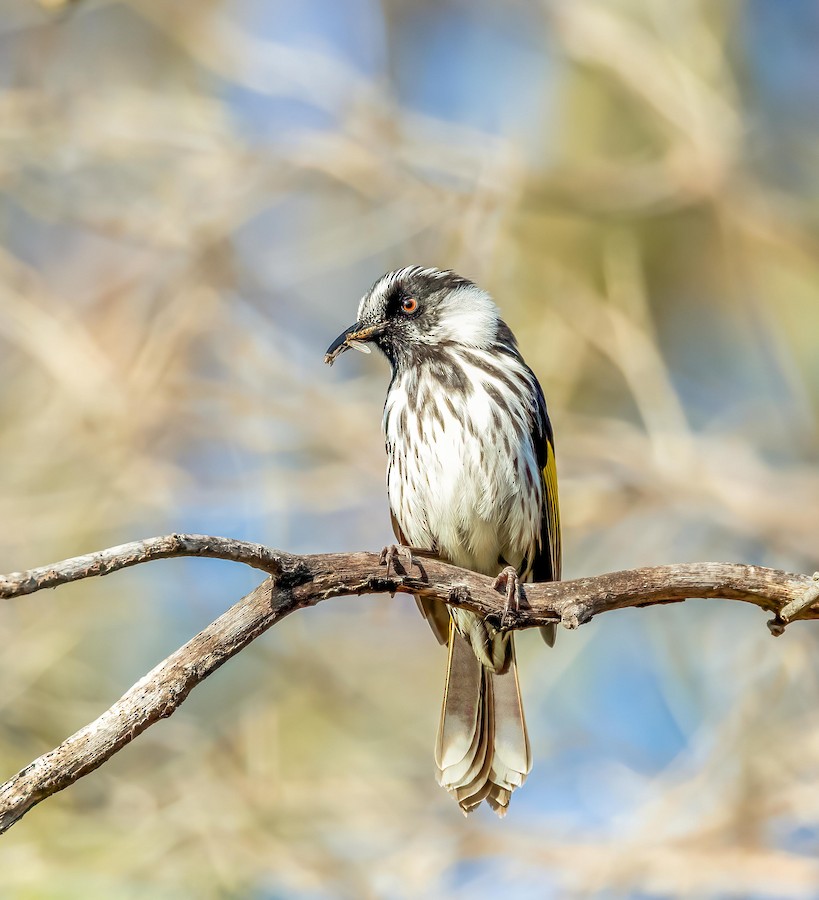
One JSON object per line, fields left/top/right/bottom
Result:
{"left": 432, "top": 285, "right": 499, "bottom": 349}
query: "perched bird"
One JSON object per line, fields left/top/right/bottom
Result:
{"left": 325, "top": 266, "right": 561, "bottom": 815}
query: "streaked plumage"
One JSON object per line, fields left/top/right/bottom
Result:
{"left": 325, "top": 265, "right": 561, "bottom": 815}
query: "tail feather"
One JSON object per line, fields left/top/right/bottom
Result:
{"left": 436, "top": 620, "right": 531, "bottom": 816}
{"left": 447, "top": 665, "right": 492, "bottom": 799}
{"left": 435, "top": 625, "right": 482, "bottom": 771}
{"left": 489, "top": 641, "right": 531, "bottom": 780}
{"left": 486, "top": 787, "right": 512, "bottom": 817}
{"left": 438, "top": 721, "right": 485, "bottom": 789}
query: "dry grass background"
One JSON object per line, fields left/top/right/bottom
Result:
{"left": 1, "top": 0, "right": 819, "bottom": 896}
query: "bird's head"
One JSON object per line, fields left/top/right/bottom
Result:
{"left": 324, "top": 266, "right": 500, "bottom": 369}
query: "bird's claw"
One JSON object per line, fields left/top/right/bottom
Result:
{"left": 379, "top": 544, "right": 413, "bottom": 577}
{"left": 494, "top": 566, "right": 520, "bottom": 629}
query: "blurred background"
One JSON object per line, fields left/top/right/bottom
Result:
{"left": 1, "top": 0, "right": 819, "bottom": 896}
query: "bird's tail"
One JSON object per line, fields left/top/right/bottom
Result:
{"left": 435, "top": 620, "right": 531, "bottom": 816}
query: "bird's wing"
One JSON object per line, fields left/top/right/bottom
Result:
{"left": 529, "top": 378, "right": 561, "bottom": 583}
{"left": 529, "top": 379, "right": 561, "bottom": 645}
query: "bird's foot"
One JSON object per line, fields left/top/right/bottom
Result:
{"left": 379, "top": 544, "right": 413, "bottom": 577}
{"left": 493, "top": 566, "right": 520, "bottom": 629}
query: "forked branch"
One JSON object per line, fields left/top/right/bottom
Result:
{"left": 0, "top": 534, "right": 816, "bottom": 835}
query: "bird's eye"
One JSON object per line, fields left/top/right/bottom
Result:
{"left": 401, "top": 297, "right": 418, "bottom": 314}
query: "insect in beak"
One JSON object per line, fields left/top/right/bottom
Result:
{"left": 324, "top": 322, "right": 381, "bottom": 366}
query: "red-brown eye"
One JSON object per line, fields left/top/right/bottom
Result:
{"left": 401, "top": 297, "right": 418, "bottom": 314}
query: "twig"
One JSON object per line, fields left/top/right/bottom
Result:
{"left": 0, "top": 535, "right": 816, "bottom": 834}
{"left": 768, "top": 572, "right": 819, "bottom": 635}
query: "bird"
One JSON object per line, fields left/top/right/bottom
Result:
{"left": 324, "top": 265, "right": 561, "bottom": 816}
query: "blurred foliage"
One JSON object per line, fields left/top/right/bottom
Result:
{"left": 1, "top": 0, "right": 819, "bottom": 897}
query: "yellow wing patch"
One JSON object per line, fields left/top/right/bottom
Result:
{"left": 543, "top": 439, "right": 562, "bottom": 581}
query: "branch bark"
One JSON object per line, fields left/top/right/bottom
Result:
{"left": 1, "top": 534, "right": 816, "bottom": 835}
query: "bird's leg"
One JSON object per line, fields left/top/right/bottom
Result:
{"left": 493, "top": 566, "right": 520, "bottom": 628}
{"left": 379, "top": 544, "right": 414, "bottom": 577}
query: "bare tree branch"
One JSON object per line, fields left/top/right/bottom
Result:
{"left": 0, "top": 534, "right": 816, "bottom": 835}
{"left": 0, "top": 534, "right": 285, "bottom": 598}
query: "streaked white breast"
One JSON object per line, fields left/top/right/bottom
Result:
{"left": 384, "top": 351, "right": 542, "bottom": 578}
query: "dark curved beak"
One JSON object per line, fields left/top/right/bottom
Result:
{"left": 324, "top": 321, "right": 384, "bottom": 366}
